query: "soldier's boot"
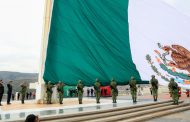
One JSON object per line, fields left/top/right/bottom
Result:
{"left": 49, "top": 98, "right": 51, "bottom": 104}
{"left": 172, "top": 100, "right": 176, "bottom": 105}
{"left": 22, "top": 99, "right": 24, "bottom": 104}
{"left": 59, "top": 97, "right": 62, "bottom": 104}
{"left": 176, "top": 101, "right": 179, "bottom": 105}
{"left": 97, "top": 99, "right": 100, "bottom": 104}
{"left": 79, "top": 99, "right": 82, "bottom": 104}
{"left": 134, "top": 97, "right": 137, "bottom": 102}
{"left": 155, "top": 96, "right": 158, "bottom": 101}
{"left": 60, "top": 100, "right": 63, "bottom": 104}
{"left": 61, "top": 98, "right": 63, "bottom": 104}
{"left": 47, "top": 97, "right": 50, "bottom": 104}
{"left": 114, "top": 100, "right": 116, "bottom": 103}
{"left": 132, "top": 96, "right": 135, "bottom": 103}
{"left": 154, "top": 96, "right": 156, "bottom": 101}
{"left": 46, "top": 99, "right": 49, "bottom": 104}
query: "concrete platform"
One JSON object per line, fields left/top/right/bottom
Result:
{"left": 0, "top": 97, "right": 158, "bottom": 122}
{"left": 0, "top": 93, "right": 189, "bottom": 122}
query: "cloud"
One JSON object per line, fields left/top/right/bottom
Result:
{"left": 0, "top": 0, "right": 45, "bottom": 73}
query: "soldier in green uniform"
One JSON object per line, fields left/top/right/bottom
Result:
{"left": 168, "top": 78, "right": 179, "bottom": 105}
{"left": 20, "top": 83, "right": 27, "bottom": 104}
{"left": 77, "top": 80, "right": 84, "bottom": 104}
{"left": 168, "top": 81, "right": 172, "bottom": 97}
{"left": 129, "top": 76, "right": 137, "bottom": 103}
{"left": 150, "top": 75, "right": 159, "bottom": 101}
{"left": 57, "top": 81, "right": 64, "bottom": 104}
{"left": 94, "top": 78, "right": 101, "bottom": 104}
{"left": 46, "top": 81, "right": 54, "bottom": 104}
{"left": 110, "top": 79, "right": 118, "bottom": 103}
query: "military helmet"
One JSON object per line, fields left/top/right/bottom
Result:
{"left": 78, "top": 80, "right": 82, "bottom": 83}
{"left": 131, "top": 76, "right": 135, "bottom": 79}
{"left": 151, "top": 75, "right": 155, "bottom": 78}
{"left": 170, "top": 78, "right": 174, "bottom": 81}
{"left": 96, "top": 78, "right": 99, "bottom": 82}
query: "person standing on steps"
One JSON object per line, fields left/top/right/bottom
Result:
{"left": 110, "top": 78, "right": 118, "bottom": 103}
{"left": 94, "top": 78, "right": 101, "bottom": 104}
{"left": 57, "top": 81, "right": 65, "bottom": 104}
{"left": 7, "top": 81, "right": 13, "bottom": 105}
{"left": 20, "top": 82, "right": 27, "bottom": 104}
{"left": 150, "top": 75, "right": 159, "bottom": 101}
{"left": 168, "top": 78, "right": 179, "bottom": 105}
{"left": 129, "top": 76, "right": 137, "bottom": 103}
{"left": 46, "top": 81, "right": 54, "bottom": 104}
{"left": 77, "top": 80, "right": 84, "bottom": 104}
{"left": 0, "top": 80, "right": 4, "bottom": 106}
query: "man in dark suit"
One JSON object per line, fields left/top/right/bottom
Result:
{"left": 7, "top": 81, "right": 13, "bottom": 105}
{"left": 0, "top": 80, "right": 4, "bottom": 106}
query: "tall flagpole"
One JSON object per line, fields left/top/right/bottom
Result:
{"left": 36, "top": 0, "right": 52, "bottom": 104}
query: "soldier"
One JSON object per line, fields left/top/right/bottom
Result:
{"left": 46, "top": 81, "right": 54, "bottom": 104}
{"left": 57, "top": 81, "right": 64, "bottom": 104}
{"left": 168, "top": 78, "right": 179, "bottom": 105}
{"left": 129, "top": 76, "right": 137, "bottom": 103}
{"left": 20, "top": 83, "right": 27, "bottom": 104}
{"left": 150, "top": 75, "right": 159, "bottom": 101}
{"left": 0, "top": 80, "right": 4, "bottom": 106}
{"left": 168, "top": 80, "right": 172, "bottom": 97}
{"left": 110, "top": 79, "right": 118, "bottom": 103}
{"left": 94, "top": 78, "right": 101, "bottom": 104}
{"left": 77, "top": 80, "right": 84, "bottom": 104}
{"left": 7, "top": 81, "right": 13, "bottom": 105}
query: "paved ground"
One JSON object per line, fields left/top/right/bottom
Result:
{"left": 0, "top": 98, "right": 103, "bottom": 111}
{"left": 0, "top": 92, "right": 190, "bottom": 122}
{"left": 0, "top": 92, "right": 172, "bottom": 111}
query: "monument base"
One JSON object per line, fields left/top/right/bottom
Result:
{"left": 35, "top": 83, "right": 59, "bottom": 104}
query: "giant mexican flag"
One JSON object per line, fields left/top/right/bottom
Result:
{"left": 44, "top": 0, "right": 190, "bottom": 88}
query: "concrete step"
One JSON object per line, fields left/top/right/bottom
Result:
{"left": 40, "top": 100, "right": 174, "bottom": 122}
{"left": 49, "top": 101, "right": 183, "bottom": 122}
{"left": 119, "top": 105, "right": 190, "bottom": 122}
{"left": 85, "top": 103, "right": 189, "bottom": 122}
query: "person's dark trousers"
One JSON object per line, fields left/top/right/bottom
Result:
{"left": 21, "top": 94, "right": 25, "bottom": 104}
{"left": 7, "top": 92, "right": 12, "bottom": 104}
{"left": 0, "top": 94, "right": 3, "bottom": 105}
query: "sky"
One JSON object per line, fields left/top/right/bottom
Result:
{"left": 0, "top": 0, "right": 45, "bottom": 73}
{"left": 0, "top": 0, "right": 189, "bottom": 73}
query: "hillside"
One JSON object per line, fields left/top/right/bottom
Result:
{"left": 0, "top": 71, "right": 38, "bottom": 93}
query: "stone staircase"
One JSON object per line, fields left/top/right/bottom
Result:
{"left": 39, "top": 100, "right": 190, "bottom": 122}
